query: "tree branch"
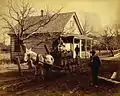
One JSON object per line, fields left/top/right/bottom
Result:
{"left": 23, "top": 7, "right": 62, "bottom": 32}
{"left": 2, "top": 17, "right": 18, "bottom": 37}
{"left": 9, "top": 1, "right": 21, "bottom": 21}
{"left": 82, "top": 17, "right": 93, "bottom": 35}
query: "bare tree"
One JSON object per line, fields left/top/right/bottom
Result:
{"left": 113, "top": 24, "right": 120, "bottom": 49}
{"left": 1, "top": 0, "right": 61, "bottom": 76}
{"left": 81, "top": 15, "right": 94, "bottom": 58}
{"left": 100, "top": 25, "right": 116, "bottom": 56}
{"left": 81, "top": 15, "right": 94, "bottom": 36}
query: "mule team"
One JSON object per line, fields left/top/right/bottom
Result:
{"left": 24, "top": 48, "right": 54, "bottom": 79}
{"left": 23, "top": 39, "right": 67, "bottom": 79}
{"left": 24, "top": 45, "right": 101, "bottom": 87}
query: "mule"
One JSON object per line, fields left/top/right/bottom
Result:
{"left": 24, "top": 48, "right": 54, "bottom": 79}
{"left": 24, "top": 48, "right": 44, "bottom": 76}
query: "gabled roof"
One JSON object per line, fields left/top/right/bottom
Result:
{"left": 8, "top": 12, "right": 83, "bottom": 35}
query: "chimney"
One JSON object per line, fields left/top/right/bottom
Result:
{"left": 41, "top": 10, "right": 43, "bottom": 17}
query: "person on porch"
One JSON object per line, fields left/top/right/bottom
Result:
{"left": 75, "top": 45, "right": 80, "bottom": 57}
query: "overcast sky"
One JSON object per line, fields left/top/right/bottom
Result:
{"left": 31, "top": 0, "right": 119, "bottom": 26}
{"left": 0, "top": 0, "right": 119, "bottom": 44}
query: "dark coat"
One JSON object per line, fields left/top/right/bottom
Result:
{"left": 75, "top": 46, "right": 80, "bottom": 54}
{"left": 90, "top": 55, "right": 101, "bottom": 71}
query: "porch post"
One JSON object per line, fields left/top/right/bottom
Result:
{"left": 85, "top": 39, "right": 87, "bottom": 58}
{"left": 90, "top": 39, "right": 93, "bottom": 50}
{"left": 72, "top": 37, "right": 75, "bottom": 58}
{"left": 79, "top": 39, "right": 82, "bottom": 58}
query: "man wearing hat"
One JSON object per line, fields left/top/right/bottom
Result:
{"left": 90, "top": 50, "right": 101, "bottom": 87}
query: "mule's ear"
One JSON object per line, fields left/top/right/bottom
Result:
{"left": 26, "top": 48, "right": 29, "bottom": 52}
{"left": 29, "top": 48, "right": 32, "bottom": 51}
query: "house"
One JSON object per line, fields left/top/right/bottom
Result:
{"left": 0, "top": 43, "right": 10, "bottom": 52}
{"left": 8, "top": 11, "right": 92, "bottom": 62}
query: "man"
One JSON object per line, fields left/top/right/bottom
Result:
{"left": 75, "top": 45, "right": 80, "bottom": 57}
{"left": 90, "top": 50, "right": 101, "bottom": 87}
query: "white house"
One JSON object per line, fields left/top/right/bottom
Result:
{"left": 8, "top": 11, "right": 92, "bottom": 62}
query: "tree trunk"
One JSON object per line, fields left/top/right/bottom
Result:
{"left": 109, "top": 49, "right": 114, "bottom": 57}
{"left": 16, "top": 56, "right": 23, "bottom": 76}
{"left": 105, "top": 46, "right": 109, "bottom": 54}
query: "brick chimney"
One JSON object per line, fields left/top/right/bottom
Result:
{"left": 41, "top": 10, "right": 43, "bottom": 17}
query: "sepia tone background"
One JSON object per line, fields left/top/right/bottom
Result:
{"left": 0, "top": 0, "right": 120, "bottom": 95}
{"left": 0, "top": 0, "right": 120, "bottom": 45}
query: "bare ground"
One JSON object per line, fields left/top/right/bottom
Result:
{"left": 0, "top": 61, "right": 120, "bottom": 96}
{"left": 0, "top": 52, "right": 120, "bottom": 96}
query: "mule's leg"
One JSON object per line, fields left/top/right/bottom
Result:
{"left": 43, "top": 64, "right": 49, "bottom": 79}
{"left": 32, "top": 64, "right": 37, "bottom": 76}
{"left": 40, "top": 66, "right": 44, "bottom": 80}
{"left": 35, "top": 66, "right": 37, "bottom": 76}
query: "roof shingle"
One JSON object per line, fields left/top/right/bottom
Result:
{"left": 9, "top": 12, "right": 75, "bottom": 35}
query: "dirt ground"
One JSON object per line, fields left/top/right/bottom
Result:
{"left": 0, "top": 61, "right": 120, "bottom": 96}
{"left": 0, "top": 52, "right": 120, "bottom": 96}
{"left": 0, "top": 69, "right": 119, "bottom": 96}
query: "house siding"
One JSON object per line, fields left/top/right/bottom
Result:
{"left": 63, "top": 14, "right": 80, "bottom": 35}
{"left": 63, "top": 15, "right": 82, "bottom": 58}
{"left": 8, "top": 12, "right": 92, "bottom": 62}
{"left": 23, "top": 33, "right": 59, "bottom": 54}
{"left": 9, "top": 32, "right": 60, "bottom": 63}
{"left": 10, "top": 35, "right": 25, "bottom": 62}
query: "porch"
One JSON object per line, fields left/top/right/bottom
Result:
{"left": 60, "top": 34, "right": 93, "bottom": 58}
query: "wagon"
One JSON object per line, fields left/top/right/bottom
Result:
{"left": 50, "top": 34, "right": 93, "bottom": 73}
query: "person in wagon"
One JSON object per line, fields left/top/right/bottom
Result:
{"left": 58, "top": 38, "right": 65, "bottom": 52}
{"left": 89, "top": 50, "right": 101, "bottom": 87}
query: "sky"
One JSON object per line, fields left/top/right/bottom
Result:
{"left": 0, "top": 0, "right": 119, "bottom": 45}
{"left": 30, "top": 0, "right": 119, "bottom": 26}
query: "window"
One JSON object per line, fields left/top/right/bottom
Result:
{"left": 14, "top": 39, "right": 20, "bottom": 52}
{"left": 70, "top": 21, "right": 74, "bottom": 27}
